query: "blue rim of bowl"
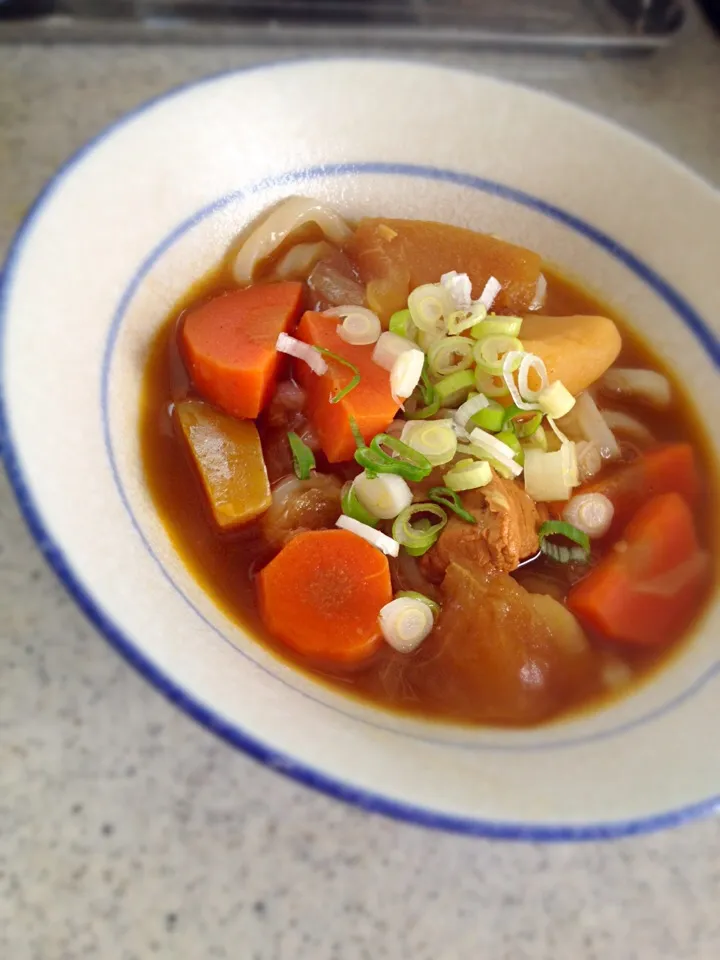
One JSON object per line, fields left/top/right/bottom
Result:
{"left": 1, "top": 58, "right": 720, "bottom": 841}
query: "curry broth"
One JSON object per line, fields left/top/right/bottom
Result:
{"left": 139, "top": 257, "right": 719, "bottom": 726}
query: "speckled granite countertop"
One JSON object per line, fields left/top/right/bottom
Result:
{"left": 1, "top": 11, "right": 720, "bottom": 960}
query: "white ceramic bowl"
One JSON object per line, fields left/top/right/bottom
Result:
{"left": 1, "top": 60, "right": 719, "bottom": 840}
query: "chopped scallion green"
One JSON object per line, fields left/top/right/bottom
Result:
{"left": 427, "top": 486, "right": 477, "bottom": 525}
{"left": 287, "top": 432, "right": 315, "bottom": 480}
{"left": 312, "top": 345, "right": 361, "bottom": 403}
{"left": 538, "top": 519, "right": 590, "bottom": 564}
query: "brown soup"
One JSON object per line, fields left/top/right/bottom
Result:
{"left": 139, "top": 211, "right": 718, "bottom": 728}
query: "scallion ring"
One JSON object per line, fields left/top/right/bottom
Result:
{"left": 287, "top": 432, "right": 315, "bottom": 480}
{"left": 427, "top": 486, "right": 477, "bottom": 525}
{"left": 354, "top": 434, "right": 433, "bottom": 483}
{"left": 341, "top": 480, "right": 379, "bottom": 528}
{"left": 538, "top": 519, "right": 591, "bottom": 564}
{"left": 443, "top": 458, "right": 493, "bottom": 492}
{"left": 395, "top": 591, "right": 441, "bottom": 619}
{"left": 400, "top": 420, "right": 457, "bottom": 466}
{"left": 388, "top": 308, "right": 416, "bottom": 341}
{"left": 473, "top": 334, "right": 524, "bottom": 376}
{"left": 502, "top": 403, "right": 543, "bottom": 438}
{"left": 434, "top": 369, "right": 475, "bottom": 408}
{"left": 474, "top": 367, "right": 510, "bottom": 399}
{"left": 471, "top": 315, "right": 523, "bottom": 339}
{"left": 392, "top": 503, "right": 448, "bottom": 556}
{"left": 428, "top": 335, "right": 475, "bottom": 378}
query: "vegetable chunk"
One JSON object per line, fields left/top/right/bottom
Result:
{"left": 520, "top": 314, "right": 622, "bottom": 397}
{"left": 296, "top": 311, "right": 400, "bottom": 462}
{"left": 568, "top": 493, "right": 711, "bottom": 645}
{"left": 347, "top": 218, "right": 542, "bottom": 321}
{"left": 175, "top": 400, "right": 271, "bottom": 529}
{"left": 256, "top": 529, "right": 393, "bottom": 663}
{"left": 577, "top": 443, "right": 700, "bottom": 537}
{"left": 180, "top": 282, "right": 303, "bottom": 419}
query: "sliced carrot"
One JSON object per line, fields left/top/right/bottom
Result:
{"left": 568, "top": 492, "right": 711, "bottom": 645}
{"left": 256, "top": 529, "right": 392, "bottom": 663}
{"left": 180, "top": 282, "right": 303, "bottom": 420}
{"left": 295, "top": 311, "right": 400, "bottom": 462}
{"left": 578, "top": 444, "right": 700, "bottom": 537}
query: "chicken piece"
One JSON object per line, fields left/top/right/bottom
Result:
{"left": 260, "top": 474, "right": 343, "bottom": 549}
{"left": 346, "top": 218, "right": 542, "bottom": 321}
{"left": 423, "top": 563, "right": 600, "bottom": 725}
{"left": 521, "top": 314, "right": 621, "bottom": 398}
{"left": 421, "top": 473, "right": 543, "bottom": 583}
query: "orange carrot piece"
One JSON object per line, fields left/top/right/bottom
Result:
{"left": 180, "top": 282, "right": 303, "bottom": 420}
{"left": 256, "top": 529, "right": 392, "bottom": 663}
{"left": 295, "top": 311, "right": 400, "bottom": 462}
{"left": 568, "top": 492, "right": 711, "bottom": 646}
{"left": 577, "top": 444, "right": 700, "bottom": 537}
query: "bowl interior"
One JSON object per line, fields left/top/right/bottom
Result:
{"left": 2, "top": 59, "right": 719, "bottom": 838}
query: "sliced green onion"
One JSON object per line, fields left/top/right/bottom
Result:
{"left": 341, "top": 480, "right": 379, "bottom": 528}
{"left": 354, "top": 471, "right": 413, "bottom": 520}
{"left": 537, "top": 380, "right": 576, "bottom": 419}
{"left": 395, "top": 591, "right": 441, "bottom": 619}
{"left": 287, "top": 431, "right": 316, "bottom": 480}
{"left": 416, "top": 327, "right": 446, "bottom": 354}
{"left": 407, "top": 283, "right": 454, "bottom": 334}
{"left": 434, "top": 369, "right": 475, "bottom": 408}
{"left": 400, "top": 420, "right": 458, "bottom": 466}
{"left": 312, "top": 345, "right": 361, "bottom": 403}
{"left": 518, "top": 353, "right": 549, "bottom": 403}
{"left": 428, "top": 486, "right": 477, "bottom": 524}
{"left": 524, "top": 445, "right": 577, "bottom": 502}
{"left": 405, "top": 360, "right": 441, "bottom": 420}
{"left": 428, "top": 336, "right": 474, "bottom": 378}
{"left": 455, "top": 393, "right": 489, "bottom": 430}
{"left": 448, "top": 303, "right": 487, "bottom": 335}
{"left": 405, "top": 395, "right": 441, "bottom": 420}
{"left": 348, "top": 414, "right": 366, "bottom": 450}
{"left": 355, "top": 434, "right": 433, "bottom": 483}
{"left": 379, "top": 597, "right": 434, "bottom": 653}
{"left": 389, "top": 308, "right": 416, "bottom": 341}
{"left": 471, "top": 315, "right": 523, "bottom": 339}
{"left": 444, "top": 458, "right": 493, "bottom": 492}
{"left": 538, "top": 519, "right": 590, "bottom": 564}
{"left": 474, "top": 367, "right": 510, "bottom": 399}
{"left": 473, "top": 334, "right": 524, "bottom": 376}
{"left": 502, "top": 404, "right": 543, "bottom": 439}
{"left": 495, "top": 430, "right": 525, "bottom": 466}
{"left": 470, "top": 399, "right": 506, "bottom": 432}
{"left": 392, "top": 502, "right": 448, "bottom": 556}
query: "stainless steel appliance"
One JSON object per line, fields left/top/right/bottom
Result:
{"left": 0, "top": 0, "right": 687, "bottom": 50}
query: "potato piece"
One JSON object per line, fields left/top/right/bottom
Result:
{"left": 175, "top": 400, "right": 271, "bottom": 529}
{"left": 521, "top": 314, "right": 621, "bottom": 397}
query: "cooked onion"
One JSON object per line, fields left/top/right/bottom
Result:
{"left": 559, "top": 391, "right": 620, "bottom": 460}
{"left": 600, "top": 368, "right": 672, "bottom": 409}
{"left": 233, "top": 197, "right": 352, "bottom": 284}
{"left": 274, "top": 241, "right": 334, "bottom": 280}
{"left": 308, "top": 260, "right": 366, "bottom": 307}
{"left": 276, "top": 333, "right": 327, "bottom": 376}
{"left": 601, "top": 409, "right": 655, "bottom": 447}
